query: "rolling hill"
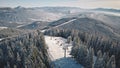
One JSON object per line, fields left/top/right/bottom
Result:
{"left": 47, "top": 12, "right": 120, "bottom": 41}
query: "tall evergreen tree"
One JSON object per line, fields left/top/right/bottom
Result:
{"left": 106, "top": 55, "right": 116, "bottom": 68}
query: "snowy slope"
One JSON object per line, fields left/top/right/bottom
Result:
{"left": 45, "top": 36, "right": 71, "bottom": 60}
{"left": 0, "top": 39, "right": 2, "bottom": 41}
{"left": 0, "top": 27, "right": 8, "bottom": 29}
{"left": 0, "top": 27, "right": 8, "bottom": 30}
{"left": 54, "top": 19, "right": 77, "bottom": 28}
{"left": 41, "top": 19, "right": 77, "bottom": 32}
{"left": 0, "top": 38, "right": 4, "bottom": 41}
{"left": 45, "top": 36, "right": 83, "bottom": 68}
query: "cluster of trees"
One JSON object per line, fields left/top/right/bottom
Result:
{"left": 44, "top": 29, "right": 120, "bottom": 68}
{"left": 71, "top": 37, "right": 116, "bottom": 68}
{"left": 0, "top": 28, "right": 26, "bottom": 38}
{"left": 0, "top": 30, "right": 52, "bottom": 68}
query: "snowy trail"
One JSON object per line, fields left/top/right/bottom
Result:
{"left": 41, "top": 19, "right": 77, "bottom": 33}
{"left": 45, "top": 36, "right": 71, "bottom": 60}
{"left": 54, "top": 19, "right": 76, "bottom": 28}
{"left": 0, "top": 39, "right": 2, "bottom": 41}
{"left": 45, "top": 36, "right": 83, "bottom": 68}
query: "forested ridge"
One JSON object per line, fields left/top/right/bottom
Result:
{"left": 0, "top": 28, "right": 27, "bottom": 38}
{"left": 0, "top": 30, "right": 52, "bottom": 68}
{"left": 44, "top": 29, "right": 120, "bottom": 68}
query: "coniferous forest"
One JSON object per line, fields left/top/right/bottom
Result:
{"left": 44, "top": 29, "right": 120, "bottom": 68}
{"left": 0, "top": 30, "right": 52, "bottom": 68}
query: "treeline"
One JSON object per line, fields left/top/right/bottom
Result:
{"left": 0, "top": 28, "right": 26, "bottom": 38}
{"left": 71, "top": 37, "right": 116, "bottom": 68}
{"left": 0, "top": 30, "right": 52, "bottom": 68}
{"left": 44, "top": 29, "right": 120, "bottom": 68}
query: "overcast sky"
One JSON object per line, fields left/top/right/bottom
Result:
{"left": 0, "top": 0, "right": 120, "bottom": 9}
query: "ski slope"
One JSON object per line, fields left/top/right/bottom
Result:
{"left": 54, "top": 19, "right": 77, "bottom": 28}
{"left": 45, "top": 36, "right": 83, "bottom": 68}
{"left": 41, "top": 19, "right": 77, "bottom": 33}
{"left": 0, "top": 27, "right": 8, "bottom": 29}
{"left": 0, "top": 39, "right": 2, "bottom": 41}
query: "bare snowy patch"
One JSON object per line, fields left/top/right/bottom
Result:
{"left": 45, "top": 36, "right": 83, "bottom": 68}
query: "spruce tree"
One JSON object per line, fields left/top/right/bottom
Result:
{"left": 106, "top": 55, "right": 116, "bottom": 68}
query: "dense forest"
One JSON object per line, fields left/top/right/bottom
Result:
{"left": 0, "top": 30, "right": 52, "bottom": 68}
{"left": 0, "top": 28, "right": 28, "bottom": 38}
{"left": 44, "top": 28, "right": 120, "bottom": 68}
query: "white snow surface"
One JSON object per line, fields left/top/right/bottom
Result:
{"left": 45, "top": 36, "right": 71, "bottom": 60}
{"left": 0, "top": 27, "right": 8, "bottom": 29}
{"left": 54, "top": 19, "right": 77, "bottom": 28}
{"left": 41, "top": 19, "right": 77, "bottom": 33}
{"left": 0, "top": 38, "right": 4, "bottom": 41}
{"left": 17, "top": 25, "right": 25, "bottom": 28}
{"left": 45, "top": 36, "right": 83, "bottom": 68}
{"left": 0, "top": 39, "right": 2, "bottom": 41}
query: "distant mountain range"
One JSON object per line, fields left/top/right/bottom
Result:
{"left": 93, "top": 8, "right": 120, "bottom": 13}
{"left": 0, "top": 6, "right": 119, "bottom": 25}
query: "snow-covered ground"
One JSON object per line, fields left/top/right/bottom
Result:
{"left": 54, "top": 19, "right": 77, "bottom": 28}
{"left": 41, "top": 19, "right": 77, "bottom": 32}
{"left": 45, "top": 36, "right": 71, "bottom": 60}
{"left": 45, "top": 36, "right": 83, "bottom": 68}
{"left": 0, "top": 27, "right": 8, "bottom": 30}
{"left": 0, "top": 38, "right": 4, "bottom": 41}
{"left": 95, "top": 11, "right": 120, "bottom": 16}
{"left": 17, "top": 25, "right": 25, "bottom": 28}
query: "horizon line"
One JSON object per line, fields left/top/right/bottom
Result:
{"left": 0, "top": 6, "right": 120, "bottom": 10}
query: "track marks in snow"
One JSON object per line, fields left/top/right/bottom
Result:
{"left": 54, "top": 19, "right": 77, "bottom": 28}
{"left": 45, "top": 36, "right": 83, "bottom": 68}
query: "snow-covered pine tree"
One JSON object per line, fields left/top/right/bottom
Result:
{"left": 85, "top": 47, "right": 94, "bottom": 68}
{"left": 106, "top": 55, "right": 116, "bottom": 68}
{"left": 94, "top": 50, "right": 104, "bottom": 68}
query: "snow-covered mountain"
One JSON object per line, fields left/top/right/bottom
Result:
{"left": 47, "top": 12, "right": 120, "bottom": 41}
{"left": 0, "top": 7, "right": 82, "bottom": 25}
{"left": 93, "top": 8, "right": 120, "bottom": 13}
{"left": 0, "top": 7, "right": 119, "bottom": 28}
{"left": 0, "top": 7, "right": 120, "bottom": 40}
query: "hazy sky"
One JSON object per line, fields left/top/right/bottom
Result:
{"left": 0, "top": 0, "right": 120, "bottom": 9}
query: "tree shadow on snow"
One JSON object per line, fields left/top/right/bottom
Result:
{"left": 52, "top": 57, "right": 83, "bottom": 68}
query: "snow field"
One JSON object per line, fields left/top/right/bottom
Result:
{"left": 45, "top": 36, "right": 83, "bottom": 68}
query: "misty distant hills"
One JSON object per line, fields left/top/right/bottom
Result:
{"left": 93, "top": 8, "right": 120, "bottom": 13}
{"left": 0, "top": 6, "right": 119, "bottom": 25}
{"left": 0, "top": 7, "right": 66, "bottom": 24}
